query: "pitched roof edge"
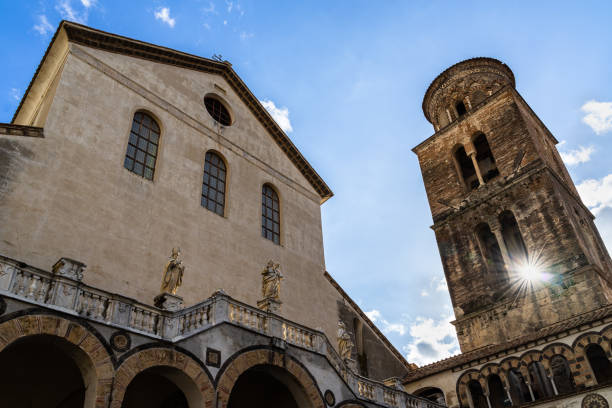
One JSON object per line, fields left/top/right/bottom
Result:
{"left": 13, "top": 20, "right": 333, "bottom": 203}
{"left": 324, "top": 271, "right": 415, "bottom": 372}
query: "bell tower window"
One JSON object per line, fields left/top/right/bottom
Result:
{"left": 475, "top": 223, "right": 507, "bottom": 283}
{"left": 455, "top": 100, "right": 467, "bottom": 117}
{"left": 454, "top": 146, "right": 479, "bottom": 191}
{"left": 473, "top": 133, "right": 499, "bottom": 182}
{"left": 499, "top": 211, "right": 528, "bottom": 264}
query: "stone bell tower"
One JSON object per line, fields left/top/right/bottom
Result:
{"left": 413, "top": 58, "right": 612, "bottom": 352}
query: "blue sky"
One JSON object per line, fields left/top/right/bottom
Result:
{"left": 2, "top": 1, "right": 612, "bottom": 366}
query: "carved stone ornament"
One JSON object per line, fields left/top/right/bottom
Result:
{"left": 52, "top": 258, "right": 86, "bottom": 282}
{"left": 160, "top": 248, "right": 185, "bottom": 295}
{"left": 261, "top": 261, "right": 283, "bottom": 301}
{"left": 582, "top": 394, "right": 609, "bottom": 408}
{"left": 324, "top": 390, "right": 335, "bottom": 406}
{"left": 110, "top": 331, "right": 131, "bottom": 352}
{"left": 337, "top": 321, "right": 354, "bottom": 361}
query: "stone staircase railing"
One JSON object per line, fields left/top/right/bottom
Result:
{"left": 0, "top": 256, "right": 443, "bottom": 408}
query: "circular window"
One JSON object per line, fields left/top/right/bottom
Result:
{"left": 204, "top": 95, "right": 232, "bottom": 126}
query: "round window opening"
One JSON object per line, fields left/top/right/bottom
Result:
{"left": 204, "top": 96, "right": 232, "bottom": 126}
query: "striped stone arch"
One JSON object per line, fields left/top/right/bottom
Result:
{"left": 215, "top": 347, "right": 325, "bottom": 408}
{"left": 541, "top": 342, "right": 584, "bottom": 386}
{"left": 572, "top": 331, "right": 612, "bottom": 387}
{"left": 0, "top": 313, "right": 114, "bottom": 408}
{"left": 520, "top": 349, "right": 548, "bottom": 371}
{"left": 480, "top": 363, "right": 508, "bottom": 391}
{"left": 110, "top": 347, "right": 214, "bottom": 408}
{"left": 600, "top": 324, "right": 612, "bottom": 341}
{"left": 457, "top": 369, "right": 486, "bottom": 407}
{"left": 499, "top": 356, "right": 529, "bottom": 380}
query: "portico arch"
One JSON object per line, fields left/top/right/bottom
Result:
{"left": 0, "top": 313, "right": 114, "bottom": 408}
{"left": 216, "top": 347, "right": 324, "bottom": 408}
{"left": 110, "top": 347, "right": 214, "bottom": 408}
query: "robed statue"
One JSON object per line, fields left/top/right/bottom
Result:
{"left": 261, "top": 261, "right": 283, "bottom": 300}
{"left": 337, "top": 321, "right": 354, "bottom": 361}
{"left": 160, "top": 248, "right": 185, "bottom": 295}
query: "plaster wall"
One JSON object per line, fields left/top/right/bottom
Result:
{"left": 0, "top": 44, "right": 345, "bottom": 350}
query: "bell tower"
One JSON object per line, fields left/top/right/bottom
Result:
{"left": 413, "top": 58, "right": 612, "bottom": 352}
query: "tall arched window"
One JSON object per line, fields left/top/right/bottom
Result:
{"left": 476, "top": 223, "right": 508, "bottom": 283}
{"left": 508, "top": 369, "right": 531, "bottom": 405}
{"left": 262, "top": 184, "right": 280, "bottom": 244}
{"left": 467, "top": 380, "right": 488, "bottom": 408}
{"left": 550, "top": 355, "right": 576, "bottom": 395}
{"left": 528, "top": 362, "right": 554, "bottom": 400}
{"left": 473, "top": 133, "right": 499, "bottom": 182}
{"left": 586, "top": 344, "right": 612, "bottom": 385}
{"left": 487, "top": 375, "right": 507, "bottom": 408}
{"left": 454, "top": 146, "right": 479, "bottom": 191}
{"left": 201, "top": 151, "right": 226, "bottom": 216}
{"left": 124, "top": 111, "right": 160, "bottom": 180}
{"left": 499, "top": 211, "right": 528, "bottom": 265}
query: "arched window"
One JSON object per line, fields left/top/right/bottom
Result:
{"left": 550, "top": 355, "right": 576, "bottom": 395}
{"left": 508, "top": 368, "right": 531, "bottom": 405}
{"left": 124, "top": 111, "right": 160, "bottom": 180}
{"left": 456, "top": 101, "right": 467, "bottom": 117}
{"left": 487, "top": 374, "right": 507, "bottom": 408}
{"left": 454, "top": 146, "right": 479, "bottom": 191}
{"left": 499, "top": 211, "right": 528, "bottom": 265}
{"left": 473, "top": 133, "right": 499, "bottom": 182}
{"left": 475, "top": 223, "right": 508, "bottom": 283}
{"left": 467, "top": 380, "right": 488, "bottom": 408}
{"left": 262, "top": 184, "right": 280, "bottom": 244}
{"left": 586, "top": 344, "right": 612, "bottom": 385}
{"left": 201, "top": 151, "right": 226, "bottom": 216}
{"left": 528, "top": 362, "right": 554, "bottom": 400}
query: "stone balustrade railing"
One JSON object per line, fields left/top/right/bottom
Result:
{"left": 0, "top": 256, "right": 443, "bottom": 408}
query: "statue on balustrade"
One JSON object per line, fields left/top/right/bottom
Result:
{"left": 160, "top": 248, "right": 184, "bottom": 295}
{"left": 261, "top": 261, "right": 283, "bottom": 300}
{"left": 337, "top": 321, "right": 354, "bottom": 361}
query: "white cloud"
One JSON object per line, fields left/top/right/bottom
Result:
{"left": 223, "top": 20, "right": 227, "bottom": 25}
{"left": 365, "top": 309, "right": 406, "bottom": 336}
{"left": 154, "top": 7, "right": 176, "bottom": 28}
{"left": 202, "top": 2, "right": 216, "bottom": 14}
{"left": 260, "top": 99, "right": 293, "bottom": 133}
{"left": 33, "top": 15, "right": 53, "bottom": 35}
{"left": 420, "top": 289, "right": 429, "bottom": 297}
{"left": 577, "top": 174, "right": 612, "bottom": 215}
{"left": 10, "top": 88, "right": 21, "bottom": 102}
{"left": 56, "top": 0, "right": 88, "bottom": 24}
{"left": 226, "top": 1, "right": 233, "bottom": 12}
{"left": 582, "top": 100, "right": 612, "bottom": 135}
{"left": 203, "top": 23, "right": 211, "bottom": 30}
{"left": 559, "top": 145, "right": 595, "bottom": 166}
{"left": 435, "top": 277, "right": 447, "bottom": 292}
{"left": 365, "top": 309, "right": 381, "bottom": 322}
{"left": 403, "top": 314, "right": 460, "bottom": 366}
{"left": 240, "top": 31, "right": 253, "bottom": 41}
{"left": 80, "top": 0, "right": 94, "bottom": 7}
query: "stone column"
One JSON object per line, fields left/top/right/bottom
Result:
{"left": 469, "top": 152, "right": 485, "bottom": 186}
{"left": 549, "top": 375, "right": 559, "bottom": 396}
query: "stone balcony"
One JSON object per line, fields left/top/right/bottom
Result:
{"left": 0, "top": 254, "right": 444, "bottom": 408}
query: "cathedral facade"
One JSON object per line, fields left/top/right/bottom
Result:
{"left": 0, "top": 20, "right": 610, "bottom": 408}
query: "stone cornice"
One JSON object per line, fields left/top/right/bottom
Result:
{"left": 0, "top": 123, "right": 44, "bottom": 138}
{"left": 12, "top": 21, "right": 333, "bottom": 203}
